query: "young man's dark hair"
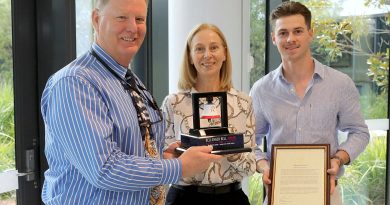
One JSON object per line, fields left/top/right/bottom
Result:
{"left": 270, "top": 1, "right": 312, "bottom": 29}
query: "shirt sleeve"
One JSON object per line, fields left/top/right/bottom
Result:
{"left": 161, "top": 95, "right": 177, "bottom": 149}
{"left": 225, "top": 98, "right": 256, "bottom": 176}
{"left": 43, "top": 76, "right": 181, "bottom": 191}
{"left": 250, "top": 82, "right": 269, "bottom": 161}
{"left": 337, "top": 77, "right": 370, "bottom": 163}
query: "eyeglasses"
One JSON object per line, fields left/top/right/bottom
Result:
{"left": 192, "top": 44, "right": 224, "bottom": 55}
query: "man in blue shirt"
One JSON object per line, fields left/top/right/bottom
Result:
{"left": 250, "top": 1, "right": 370, "bottom": 204}
{"left": 40, "top": 0, "right": 222, "bottom": 204}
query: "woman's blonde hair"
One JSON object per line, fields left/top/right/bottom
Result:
{"left": 178, "top": 23, "right": 233, "bottom": 91}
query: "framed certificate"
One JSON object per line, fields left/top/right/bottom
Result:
{"left": 268, "top": 144, "right": 330, "bottom": 205}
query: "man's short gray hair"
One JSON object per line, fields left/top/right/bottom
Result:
{"left": 96, "top": 0, "right": 148, "bottom": 10}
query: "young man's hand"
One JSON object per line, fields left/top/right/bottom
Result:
{"left": 327, "top": 150, "right": 350, "bottom": 194}
{"left": 257, "top": 159, "right": 271, "bottom": 192}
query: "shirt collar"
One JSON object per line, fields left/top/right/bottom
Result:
{"left": 190, "top": 87, "right": 198, "bottom": 93}
{"left": 91, "top": 42, "right": 130, "bottom": 80}
{"left": 274, "top": 58, "right": 325, "bottom": 82}
{"left": 274, "top": 63, "right": 284, "bottom": 82}
{"left": 188, "top": 87, "right": 237, "bottom": 96}
{"left": 313, "top": 58, "right": 325, "bottom": 80}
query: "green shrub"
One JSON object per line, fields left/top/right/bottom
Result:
{"left": 0, "top": 82, "right": 15, "bottom": 171}
{"left": 360, "top": 93, "right": 388, "bottom": 119}
{"left": 0, "top": 0, "right": 13, "bottom": 84}
{"left": 339, "top": 133, "right": 386, "bottom": 205}
{"left": 0, "top": 190, "right": 15, "bottom": 200}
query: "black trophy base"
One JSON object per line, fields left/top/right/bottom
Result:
{"left": 178, "top": 132, "right": 251, "bottom": 155}
{"left": 175, "top": 147, "right": 252, "bottom": 155}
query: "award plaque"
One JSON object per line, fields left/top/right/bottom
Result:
{"left": 268, "top": 144, "right": 330, "bottom": 205}
{"left": 176, "top": 92, "right": 251, "bottom": 155}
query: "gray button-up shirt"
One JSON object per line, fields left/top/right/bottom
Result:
{"left": 250, "top": 58, "right": 369, "bottom": 176}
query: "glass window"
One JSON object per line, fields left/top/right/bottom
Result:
{"left": 0, "top": 0, "right": 16, "bottom": 203}
{"left": 297, "top": 0, "right": 389, "bottom": 204}
{"left": 76, "top": 0, "right": 95, "bottom": 57}
{"left": 249, "top": 0, "right": 266, "bottom": 87}
{"left": 247, "top": 0, "right": 266, "bottom": 204}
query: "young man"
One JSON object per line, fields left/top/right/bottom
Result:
{"left": 40, "top": 0, "right": 222, "bottom": 204}
{"left": 250, "top": 1, "right": 370, "bottom": 204}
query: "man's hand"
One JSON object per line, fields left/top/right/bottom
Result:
{"left": 163, "top": 141, "right": 181, "bottom": 159}
{"left": 327, "top": 150, "right": 350, "bottom": 194}
{"left": 257, "top": 159, "right": 271, "bottom": 192}
{"left": 327, "top": 158, "right": 341, "bottom": 194}
{"left": 179, "top": 145, "right": 223, "bottom": 178}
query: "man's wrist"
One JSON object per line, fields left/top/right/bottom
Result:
{"left": 331, "top": 155, "right": 345, "bottom": 167}
{"left": 256, "top": 159, "right": 270, "bottom": 173}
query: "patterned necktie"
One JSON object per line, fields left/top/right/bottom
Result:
{"left": 125, "top": 70, "right": 166, "bottom": 205}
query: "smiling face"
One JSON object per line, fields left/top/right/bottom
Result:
{"left": 92, "top": 0, "right": 147, "bottom": 66}
{"left": 189, "top": 29, "right": 227, "bottom": 80}
{"left": 272, "top": 14, "right": 313, "bottom": 62}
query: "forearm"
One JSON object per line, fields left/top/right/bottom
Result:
{"left": 50, "top": 115, "right": 182, "bottom": 191}
{"left": 94, "top": 156, "right": 181, "bottom": 191}
{"left": 256, "top": 159, "right": 270, "bottom": 173}
{"left": 47, "top": 78, "right": 182, "bottom": 191}
{"left": 332, "top": 150, "right": 350, "bottom": 166}
{"left": 338, "top": 77, "right": 370, "bottom": 162}
{"left": 338, "top": 131, "right": 369, "bottom": 163}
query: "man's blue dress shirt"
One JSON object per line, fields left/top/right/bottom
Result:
{"left": 250, "top": 59, "right": 370, "bottom": 176}
{"left": 41, "top": 43, "right": 181, "bottom": 204}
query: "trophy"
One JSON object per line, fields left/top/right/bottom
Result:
{"left": 176, "top": 92, "right": 252, "bottom": 155}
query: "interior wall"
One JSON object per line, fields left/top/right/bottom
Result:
{"left": 168, "top": 0, "right": 250, "bottom": 93}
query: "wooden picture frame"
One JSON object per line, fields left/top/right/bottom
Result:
{"left": 268, "top": 144, "right": 330, "bottom": 205}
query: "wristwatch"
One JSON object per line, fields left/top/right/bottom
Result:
{"left": 331, "top": 155, "right": 345, "bottom": 167}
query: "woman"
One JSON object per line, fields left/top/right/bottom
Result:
{"left": 162, "top": 23, "right": 256, "bottom": 205}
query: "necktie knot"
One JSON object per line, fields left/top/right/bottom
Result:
{"left": 125, "top": 70, "right": 138, "bottom": 88}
